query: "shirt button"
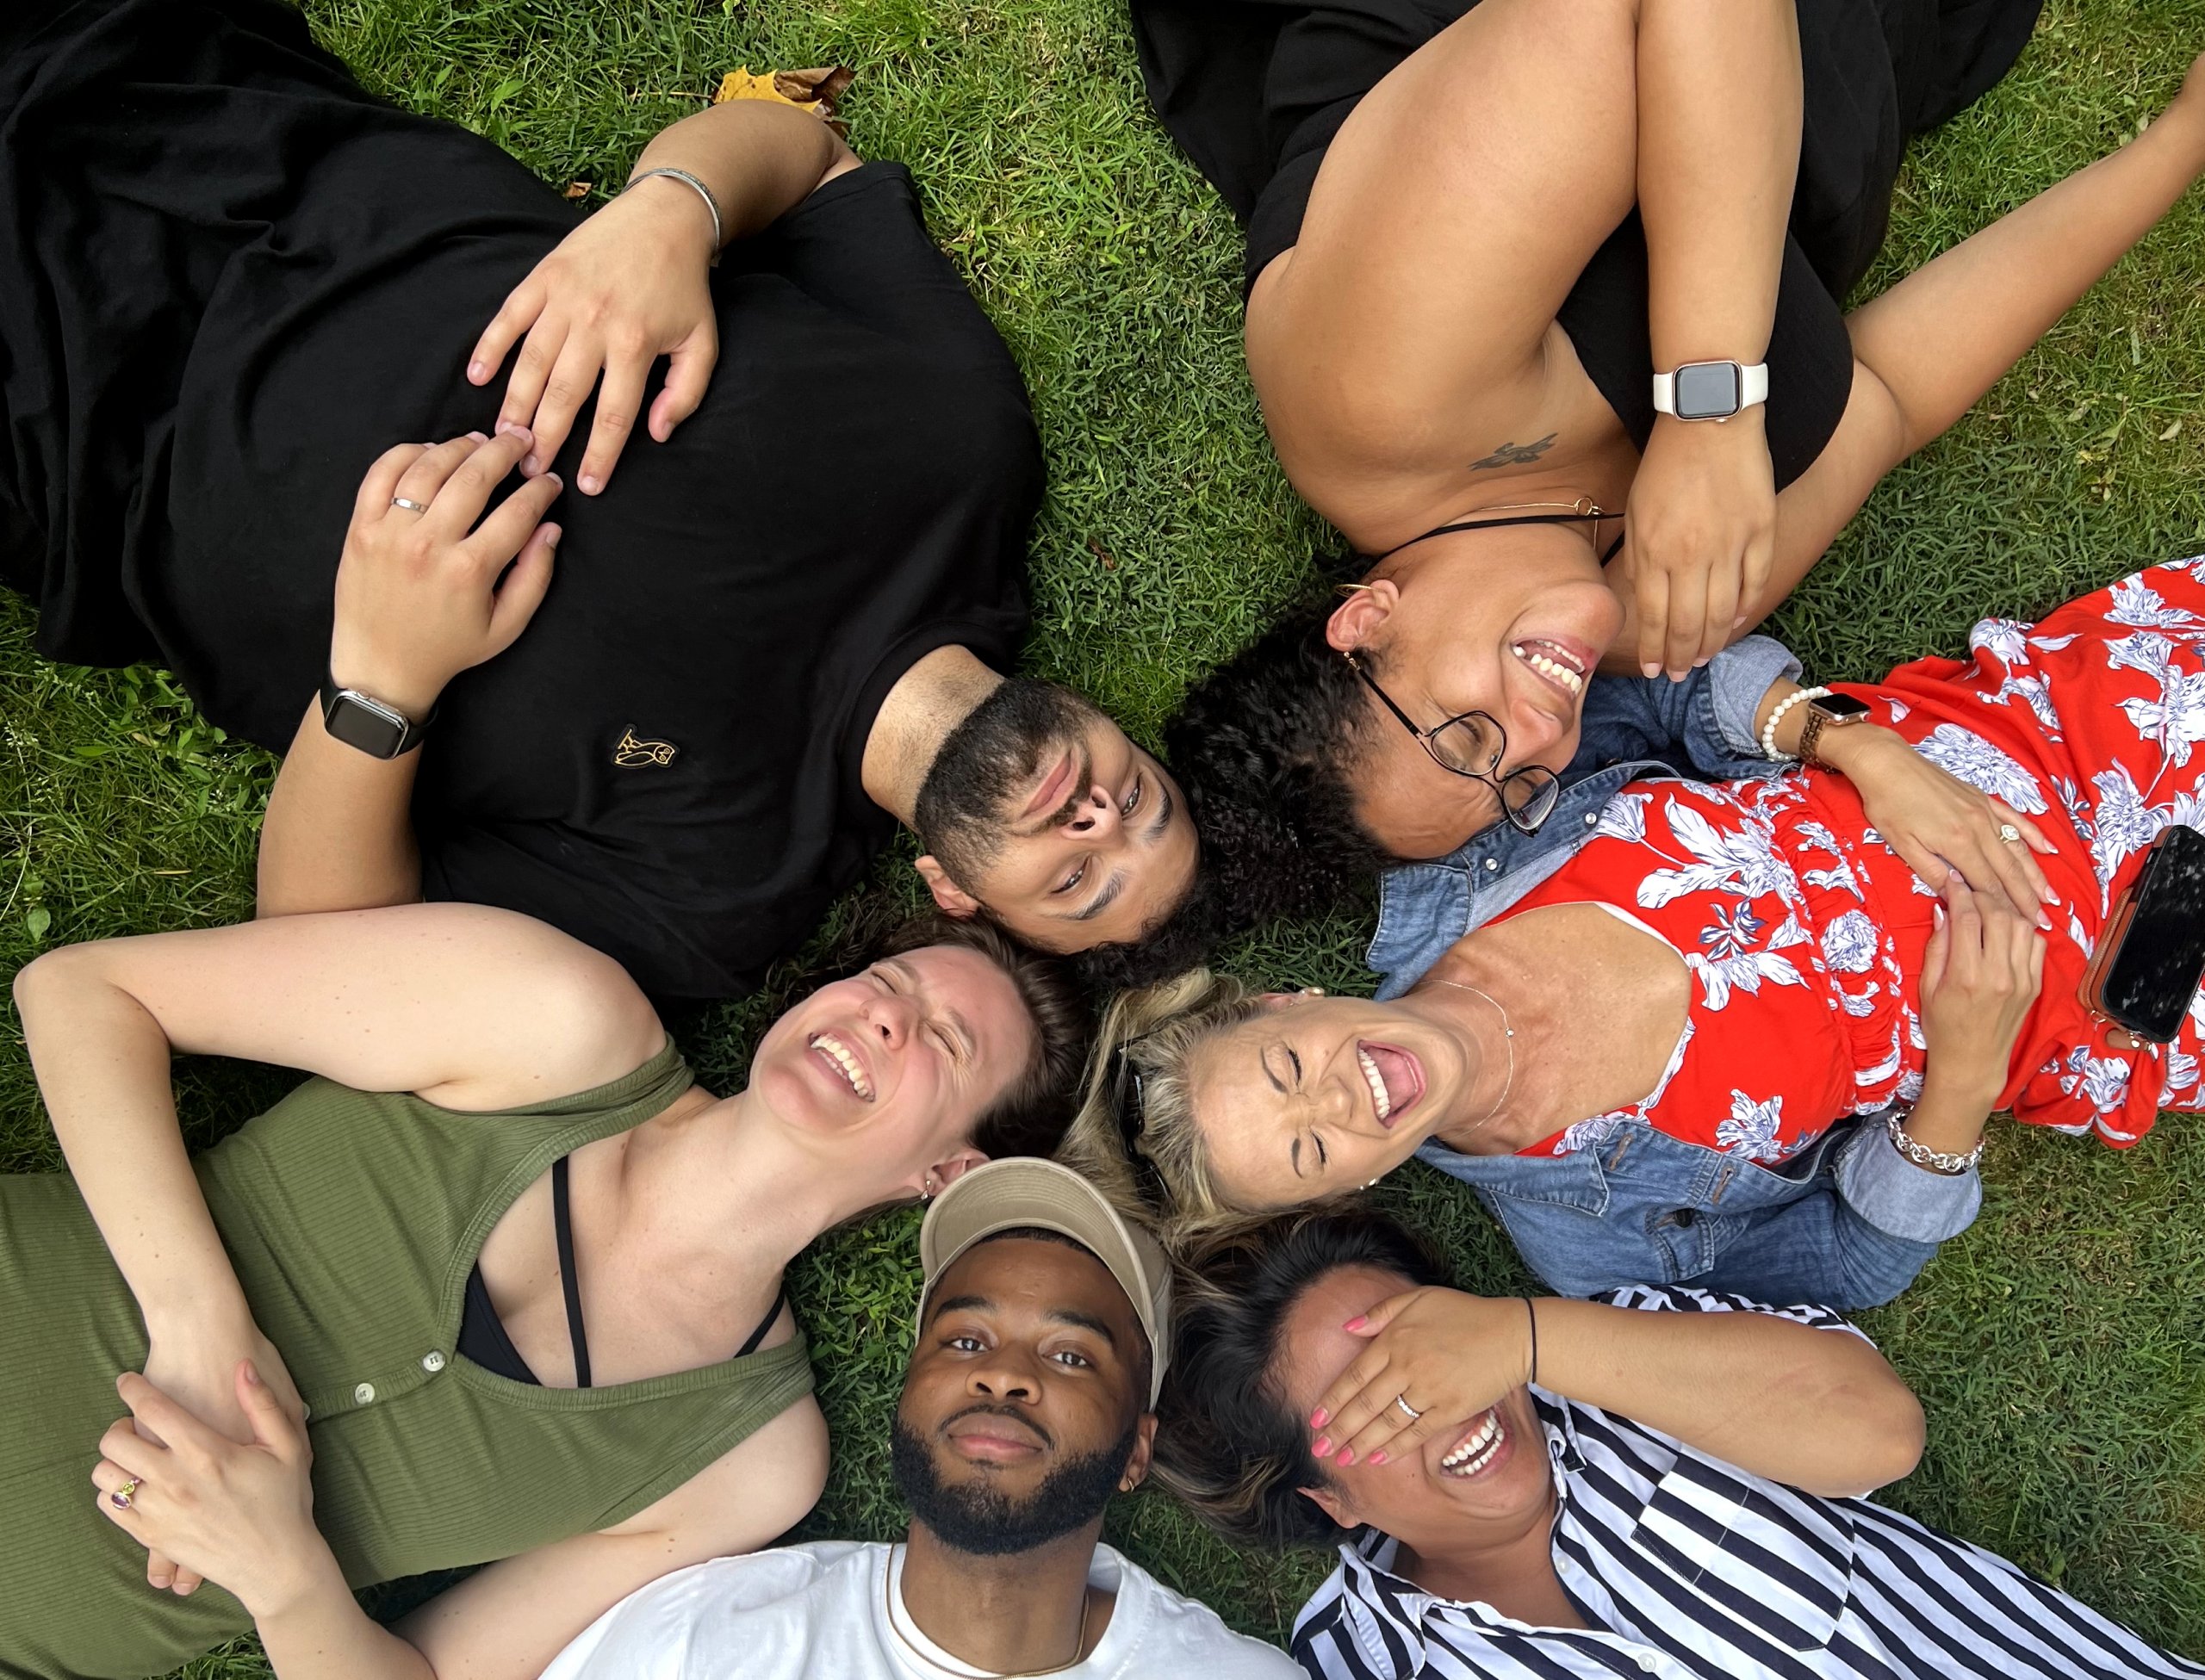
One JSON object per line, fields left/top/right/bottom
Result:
{"left": 354, "top": 1382, "right": 376, "bottom": 1405}
{"left": 1484, "top": 858, "right": 1500, "bottom": 872}
{"left": 421, "top": 1351, "right": 446, "bottom": 1373}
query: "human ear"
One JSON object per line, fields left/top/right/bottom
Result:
{"left": 1118, "top": 1414, "right": 1159, "bottom": 1493}
{"left": 1299, "top": 1482, "right": 1359, "bottom": 1530}
{"left": 1326, "top": 580, "right": 1400, "bottom": 654}
{"left": 913, "top": 855, "right": 982, "bottom": 918}
{"left": 924, "top": 1148, "right": 989, "bottom": 1200}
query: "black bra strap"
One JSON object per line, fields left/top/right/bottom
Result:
{"left": 551, "top": 1155, "right": 592, "bottom": 1389}
{"left": 736, "top": 1293, "right": 786, "bottom": 1361}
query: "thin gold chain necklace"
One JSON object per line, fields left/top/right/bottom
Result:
{"left": 1427, "top": 977, "right": 1517, "bottom": 1128}
{"left": 882, "top": 1545, "right": 1099, "bottom": 1678}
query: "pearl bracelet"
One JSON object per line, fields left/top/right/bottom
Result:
{"left": 1759, "top": 685, "right": 1829, "bottom": 761}
{"left": 1885, "top": 1111, "right": 1984, "bottom": 1176}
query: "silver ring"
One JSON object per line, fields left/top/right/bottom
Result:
{"left": 1393, "top": 1393, "right": 1422, "bottom": 1423}
{"left": 1997, "top": 823, "right": 2022, "bottom": 845}
{"left": 390, "top": 496, "right": 430, "bottom": 514}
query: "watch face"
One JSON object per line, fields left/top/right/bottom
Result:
{"left": 1812, "top": 693, "right": 1875, "bottom": 722}
{"left": 1672, "top": 361, "right": 1743, "bottom": 421}
{"left": 324, "top": 691, "right": 411, "bottom": 759}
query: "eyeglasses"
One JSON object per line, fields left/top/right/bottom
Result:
{"left": 1344, "top": 651, "right": 1561, "bottom": 835}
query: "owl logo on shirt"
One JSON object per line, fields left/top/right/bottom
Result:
{"left": 613, "top": 726, "right": 679, "bottom": 768}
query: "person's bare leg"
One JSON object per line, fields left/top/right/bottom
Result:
{"left": 1697, "top": 56, "right": 2205, "bottom": 649}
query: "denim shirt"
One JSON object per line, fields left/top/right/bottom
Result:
{"left": 1368, "top": 635, "right": 1801, "bottom": 999}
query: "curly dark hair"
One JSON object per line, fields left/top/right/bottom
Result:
{"left": 1151, "top": 1207, "right": 1449, "bottom": 1550}
{"left": 1067, "top": 865, "right": 1226, "bottom": 993}
{"left": 1162, "top": 588, "right": 1394, "bottom": 939}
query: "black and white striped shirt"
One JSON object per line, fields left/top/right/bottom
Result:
{"left": 1290, "top": 1286, "right": 2201, "bottom": 1680}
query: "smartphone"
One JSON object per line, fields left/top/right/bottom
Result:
{"left": 2081, "top": 823, "right": 2205, "bottom": 1044}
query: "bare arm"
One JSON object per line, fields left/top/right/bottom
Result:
{"left": 1527, "top": 1295, "right": 1923, "bottom": 1494}
{"left": 1747, "top": 54, "right": 2205, "bottom": 621}
{"left": 16, "top": 902, "right": 659, "bottom": 1370}
{"left": 1314, "top": 1286, "right": 1924, "bottom": 1497}
{"left": 1621, "top": 0, "right": 1800, "bottom": 677}
{"left": 92, "top": 1367, "right": 828, "bottom": 1680}
{"left": 257, "top": 433, "right": 561, "bottom": 920}
{"left": 1242, "top": 0, "right": 1642, "bottom": 540}
{"left": 472, "top": 99, "right": 858, "bottom": 491}
{"left": 17, "top": 902, "right": 660, "bottom": 1591}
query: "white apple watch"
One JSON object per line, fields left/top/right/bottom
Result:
{"left": 1652, "top": 360, "right": 1769, "bottom": 423}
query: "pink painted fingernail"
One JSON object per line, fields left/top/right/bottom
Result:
{"left": 1342, "top": 1317, "right": 1367, "bottom": 1334}
{"left": 1312, "top": 1436, "right": 1332, "bottom": 1458}
{"left": 579, "top": 474, "right": 602, "bottom": 495}
{"left": 1336, "top": 1449, "right": 1356, "bottom": 1467}
{"left": 1310, "top": 1408, "right": 1329, "bottom": 1429}
{"left": 1370, "top": 1451, "right": 1388, "bottom": 1466}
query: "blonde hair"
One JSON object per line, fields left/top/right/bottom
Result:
{"left": 1058, "top": 970, "right": 1272, "bottom": 1241}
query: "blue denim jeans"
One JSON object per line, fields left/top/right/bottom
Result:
{"left": 1416, "top": 1112, "right": 1982, "bottom": 1311}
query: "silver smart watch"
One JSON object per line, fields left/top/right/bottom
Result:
{"left": 1651, "top": 360, "right": 1770, "bottom": 423}
{"left": 320, "top": 673, "right": 432, "bottom": 759}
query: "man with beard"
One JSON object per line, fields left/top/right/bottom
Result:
{"left": 532, "top": 1158, "right": 1298, "bottom": 1679}
{"left": 270, "top": 431, "right": 1202, "bottom": 999}
{"left": 2, "top": 0, "right": 1200, "bottom": 1001}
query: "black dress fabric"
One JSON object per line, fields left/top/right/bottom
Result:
{"left": 0, "top": 0, "right": 1041, "bottom": 1001}
{"left": 1127, "top": 0, "right": 2042, "bottom": 491}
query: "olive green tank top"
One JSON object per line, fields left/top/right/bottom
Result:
{"left": 0, "top": 1041, "right": 813, "bottom": 1680}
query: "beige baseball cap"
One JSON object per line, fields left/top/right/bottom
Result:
{"left": 917, "top": 1158, "right": 1171, "bottom": 1410}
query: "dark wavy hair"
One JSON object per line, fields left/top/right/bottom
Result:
{"left": 1151, "top": 1208, "right": 1447, "bottom": 1550}
{"left": 1163, "top": 589, "right": 1392, "bottom": 940}
{"left": 882, "top": 914, "right": 1094, "bottom": 1160}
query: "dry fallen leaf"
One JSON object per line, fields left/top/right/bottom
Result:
{"left": 2162, "top": 419, "right": 2184, "bottom": 443}
{"left": 714, "top": 65, "right": 854, "bottom": 135}
{"left": 562, "top": 179, "right": 592, "bottom": 200}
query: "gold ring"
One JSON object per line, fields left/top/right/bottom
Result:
{"left": 109, "top": 1478, "right": 140, "bottom": 1510}
{"left": 1997, "top": 823, "right": 2022, "bottom": 845}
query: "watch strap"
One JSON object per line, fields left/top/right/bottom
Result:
{"left": 1651, "top": 361, "right": 1771, "bottom": 418}
{"left": 1798, "top": 694, "right": 1865, "bottom": 770}
{"left": 320, "top": 674, "right": 433, "bottom": 758}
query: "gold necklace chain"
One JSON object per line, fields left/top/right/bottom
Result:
{"left": 1426, "top": 978, "right": 1517, "bottom": 1128}
{"left": 882, "top": 1544, "right": 1098, "bottom": 1678}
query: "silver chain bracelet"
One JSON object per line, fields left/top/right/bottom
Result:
{"left": 1885, "top": 1112, "right": 1983, "bottom": 1176}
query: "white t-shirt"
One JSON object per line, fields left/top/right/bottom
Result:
{"left": 536, "top": 1540, "right": 1300, "bottom": 1680}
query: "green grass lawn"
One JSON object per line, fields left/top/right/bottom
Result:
{"left": 4, "top": 0, "right": 2205, "bottom": 1671}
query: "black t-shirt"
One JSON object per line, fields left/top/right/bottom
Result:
{"left": 1125, "top": 0, "right": 2040, "bottom": 490}
{"left": 0, "top": 0, "right": 1040, "bottom": 1000}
